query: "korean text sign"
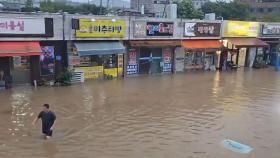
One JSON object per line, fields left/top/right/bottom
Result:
{"left": 261, "top": 24, "right": 280, "bottom": 36}
{"left": 184, "top": 22, "right": 221, "bottom": 37}
{"left": 223, "top": 21, "right": 259, "bottom": 37}
{"left": 146, "top": 22, "right": 174, "bottom": 36}
{"left": 76, "top": 19, "right": 126, "bottom": 38}
{"left": 126, "top": 49, "right": 138, "bottom": 75}
{"left": 0, "top": 18, "right": 45, "bottom": 35}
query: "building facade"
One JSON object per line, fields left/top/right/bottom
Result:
{"left": 0, "top": 12, "right": 66, "bottom": 88}
{"left": 130, "top": 0, "right": 173, "bottom": 17}
{"left": 0, "top": 12, "right": 278, "bottom": 89}
{"left": 240, "top": 0, "right": 280, "bottom": 14}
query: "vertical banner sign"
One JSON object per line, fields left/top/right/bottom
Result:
{"left": 40, "top": 46, "right": 55, "bottom": 76}
{"left": 118, "top": 54, "right": 124, "bottom": 76}
{"left": 118, "top": 54, "right": 124, "bottom": 68}
{"left": 163, "top": 48, "right": 172, "bottom": 72}
{"left": 127, "top": 49, "right": 138, "bottom": 75}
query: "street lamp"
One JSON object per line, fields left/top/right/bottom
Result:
{"left": 216, "top": 16, "right": 223, "bottom": 21}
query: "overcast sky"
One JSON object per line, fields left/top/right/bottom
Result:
{"left": 71, "top": 0, "right": 221, "bottom": 3}
{"left": 71, "top": 0, "right": 130, "bottom": 2}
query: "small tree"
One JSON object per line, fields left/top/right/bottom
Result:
{"left": 26, "top": 0, "right": 33, "bottom": 8}
{"left": 39, "top": 0, "right": 106, "bottom": 15}
{"left": 253, "top": 13, "right": 280, "bottom": 22}
{"left": 22, "top": 0, "right": 35, "bottom": 12}
{"left": 173, "top": 0, "right": 203, "bottom": 19}
{"left": 201, "top": 0, "right": 250, "bottom": 20}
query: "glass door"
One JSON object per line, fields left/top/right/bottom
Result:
{"left": 150, "top": 48, "right": 162, "bottom": 74}
{"left": 12, "top": 56, "right": 31, "bottom": 84}
{"left": 139, "top": 50, "right": 151, "bottom": 74}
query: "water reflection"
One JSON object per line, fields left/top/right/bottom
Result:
{"left": 10, "top": 87, "right": 32, "bottom": 137}
{"left": 41, "top": 141, "right": 59, "bottom": 157}
{"left": 0, "top": 69, "right": 280, "bottom": 158}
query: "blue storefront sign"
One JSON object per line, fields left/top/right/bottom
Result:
{"left": 126, "top": 65, "right": 138, "bottom": 75}
{"left": 163, "top": 63, "right": 172, "bottom": 72}
{"left": 162, "top": 48, "right": 172, "bottom": 72}
{"left": 127, "top": 49, "right": 138, "bottom": 75}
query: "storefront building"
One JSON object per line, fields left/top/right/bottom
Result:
{"left": 127, "top": 19, "right": 180, "bottom": 76}
{"left": 222, "top": 21, "right": 268, "bottom": 69}
{"left": 67, "top": 17, "right": 128, "bottom": 81}
{"left": 175, "top": 21, "right": 223, "bottom": 72}
{"left": 259, "top": 23, "right": 280, "bottom": 66}
{"left": 0, "top": 13, "right": 65, "bottom": 88}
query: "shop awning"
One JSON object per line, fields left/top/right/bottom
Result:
{"left": 0, "top": 42, "right": 42, "bottom": 57}
{"left": 181, "top": 40, "right": 223, "bottom": 49}
{"left": 130, "top": 40, "right": 181, "bottom": 47}
{"left": 226, "top": 38, "right": 269, "bottom": 47}
{"left": 74, "top": 41, "right": 125, "bottom": 56}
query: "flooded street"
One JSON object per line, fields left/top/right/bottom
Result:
{"left": 1, "top": 69, "right": 280, "bottom": 158}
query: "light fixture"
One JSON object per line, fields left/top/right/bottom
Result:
{"left": 91, "top": 18, "right": 95, "bottom": 22}
{"left": 111, "top": 19, "right": 116, "bottom": 22}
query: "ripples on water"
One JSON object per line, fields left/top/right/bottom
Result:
{"left": 1, "top": 69, "right": 280, "bottom": 158}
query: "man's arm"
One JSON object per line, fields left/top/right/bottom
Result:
{"left": 50, "top": 120, "right": 56, "bottom": 130}
{"left": 32, "top": 111, "right": 42, "bottom": 126}
{"left": 32, "top": 117, "right": 39, "bottom": 126}
{"left": 50, "top": 112, "right": 56, "bottom": 130}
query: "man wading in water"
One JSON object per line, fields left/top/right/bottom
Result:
{"left": 33, "top": 104, "right": 56, "bottom": 139}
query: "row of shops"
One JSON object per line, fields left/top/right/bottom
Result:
{"left": 0, "top": 13, "right": 280, "bottom": 88}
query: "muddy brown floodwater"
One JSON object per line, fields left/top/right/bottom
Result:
{"left": 1, "top": 69, "right": 280, "bottom": 158}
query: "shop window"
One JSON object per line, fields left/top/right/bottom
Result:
{"left": 184, "top": 52, "right": 204, "bottom": 70}
{"left": 267, "top": 8, "right": 273, "bottom": 12}
{"left": 185, "top": 52, "right": 193, "bottom": 65}
{"left": 79, "top": 56, "right": 92, "bottom": 66}
{"left": 103, "top": 54, "right": 117, "bottom": 69}
{"left": 257, "top": 8, "right": 264, "bottom": 12}
{"left": 77, "top": 55, "right": 102, "bottom": 67}
{"left": 13, "top": 56, "right": 30, "bottom": 70}
{"left": 91, "top": 55, "right": 103, "bottom": 66}
{"left": 194, "top": 52, "right": 203, "bottom": 65}
{"left": 152, "top": 48, "right": 162, "bottom": 57}
{"left": 204, "top": 53, "right": 215, "bottom": 70}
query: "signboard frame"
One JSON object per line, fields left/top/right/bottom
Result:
{"left": 261, "top": 23, "right": 280, "bottom": 36}
{"left": 223, "top": 21, "right": 259, "bottom": 37}
{"left": 75, "top": 19, "right": 126, "bottom": 38}
{"left": 0, "top": 18, "right": 53, "bottom": 37}
{"left": 184, "top": 22, "right": 221, "bottom": 37}
{"left": 146, "top": 22, "right": 174, "bottom": 37}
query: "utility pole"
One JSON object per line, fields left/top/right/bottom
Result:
{"left": 137, "top": 0, "right": 140, "bottom": 12}
{"left": 106, "top": 0, "right": 110, "bottom": 10}
{"left": 162, "top": 2, "right": 167, "bottom": 18}
{"left": 88, "top": 0, "right": 90, "bottom": 13}
{"left": 99, "top": 0, "right": 103, "bottom": 15}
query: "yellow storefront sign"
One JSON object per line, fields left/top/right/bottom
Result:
{"left": 76, "top": 66, "right": 104, "bottom": 79}
{"left": 223, "top": 21, "right": 259, "bottom": 37}
{"left": 104, "top": 68, "right": 118, "bottom": 78}
{"left": 117, "top": 68, "right": 123, "bottom": 77}
{"left": 76, "top": 19, "right": 126, "bottom": 38}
